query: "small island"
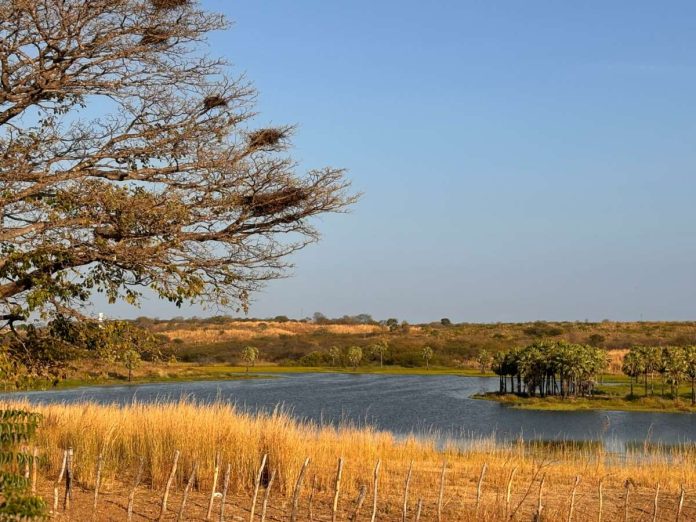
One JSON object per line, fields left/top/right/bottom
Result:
{"left": 475, "top": 342, "right": 696, "bottom": 413}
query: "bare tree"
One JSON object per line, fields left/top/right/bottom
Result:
{"left": 0, "top": 0, "right": 356, "bottom": 327}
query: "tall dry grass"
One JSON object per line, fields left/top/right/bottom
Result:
{"left": 9, "top": 400, "right": 696, "bottom": 520}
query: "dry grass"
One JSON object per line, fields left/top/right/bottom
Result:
{"left": 161, "top": 320, "right": 387, "bottom": 343}
{"left": 9, "top": 400, "right": 696, "bottom": 520}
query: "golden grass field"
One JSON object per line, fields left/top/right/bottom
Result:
{"left": 11, "top": 400, "right": 696, "bottom": 521}
{"left": 157, "top": 320, "right": 388, "bottom": 343}
{"left": 151, "top": 318, "right": 696, "bottom": 351}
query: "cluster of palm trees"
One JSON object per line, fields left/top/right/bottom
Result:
{"left": 491, "top": 341, "right": 607, "bottom": 398}
{"left": 622, "top": 345, "right": 696, "bottom": 404}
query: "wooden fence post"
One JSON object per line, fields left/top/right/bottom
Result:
{"left": 308, "top": 474, "right": 317, "bottom": 522}
{"left": 260, "top": 469, "right": 276, "bottom": 522}
{"left": 676, "top": 484, "right": 685, "bottom": 522}
{"left": 652, "top": 483, "right": 660, "bottom": 522}
{"left": 250, "top": 454, "right": 267, "bottom": 522}
{"left": 52, "top": 450, "right": 67, "bottom": 517}
{"left": 350, "top": 485, "right": 368, "bottom": 522}
{"left": 290, "top": 457, "right": 311, "bottom": 522}
{"left": 206, "top": 452, "right": 221, "bottom": 521}
{"left": 623, "top": 480, "right": 631, "bottom": 522}
{"left": 91, "top": 452, "right": 104, "bottom": 521}
{"left": 534, "top": 474, "right": 545, "bottom": 522}
{"left": 437, "top": 460, "right": 446, "bottom": 522}
{"left": 63, "top": 447, "right": 73, "bottom": 512}
{"left": 475, "top": 462, "right": 488, "bottom": 518}
{"left": 505, "top": 467, "right": 517, "bottom": 520}
{"left": 567, "top": 475, "right": 580, "bottom": 522}
{"left": 402, "top": 461, "right": 413, "bottom": 522}
{"left": 332, "top": 457, "right": 344, "bottom": 522}
{"left": 219, "top": 462, "right": 231, "bottom": 522}
{"left": 127, "top": 456, "right": 145, "bottom": 522}
{"left": 370, "top": 459, "right": 381, "bottom": 522}
{"left": 177, "top": 461, "right": 198, "bottom": 522}
{"left": 158, "top": 450, "right": 180, "bottom": 522}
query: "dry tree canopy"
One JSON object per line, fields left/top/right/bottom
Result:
{"left": 0, "top": 0, "right": 356, "bottom": 323}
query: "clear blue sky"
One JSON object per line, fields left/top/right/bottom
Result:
{"left": 103, "top": 0, "right": 696, "bottom": 323}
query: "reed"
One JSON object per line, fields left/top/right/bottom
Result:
{"left": 8, "top": 400, "right": 696, "bottom": 521}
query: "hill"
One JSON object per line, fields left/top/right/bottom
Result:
{"left": 137, "top": 317, "right": 696, "bottom": 371}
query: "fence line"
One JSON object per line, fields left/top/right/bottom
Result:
{"left": 42, "top": 447, "right": 694, "bottom": 521}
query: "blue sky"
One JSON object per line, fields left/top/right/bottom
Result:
{"left": 103, "top": 1, "right": 696, "bottom": 322}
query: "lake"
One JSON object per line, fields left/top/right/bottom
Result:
{"left": 4, "top": 373, "right": 695, "bottom": 452}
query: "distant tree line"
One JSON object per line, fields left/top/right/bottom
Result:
{"left": 622, "top": 345, "right": 696, "bottom": 404}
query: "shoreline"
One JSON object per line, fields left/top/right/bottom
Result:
{"left": 15, "top": 364, "right": 496, "bottom": 392}
{"left": 474, "top": 391, "right": 696, "bottom": 414}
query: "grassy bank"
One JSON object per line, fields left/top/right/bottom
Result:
{"left": 21, "top": 362, "right": 495, "bottom": 392}
{"left": 475, "top": 391, "right": 696, "bottom": 413}
{"left": 10, "top": 400, "right": 696, "bottom": 521}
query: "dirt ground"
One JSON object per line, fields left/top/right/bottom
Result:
{"left": 38, "top": 474, "right": 694, "bottom": 522}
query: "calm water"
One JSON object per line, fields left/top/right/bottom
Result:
{"left": 3, "top": 373, "right": 696, "bottom": 451}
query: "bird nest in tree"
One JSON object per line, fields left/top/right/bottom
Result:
{"left": 151, "top": 0, "right": 188, "bottom": 9}
{"left": 203, "top": 95, "right": 227, "bottom": 111}
{"left": 140, "top": 28, "right": 169, "bottom": 45}
{"left": 243, "top": 188, "right": 309, "bottom": 217}
{"left": 247, "top": 128, "right": 288, "bottom": 149}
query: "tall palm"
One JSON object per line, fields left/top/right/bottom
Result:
{"left": 683, "top": 346, "right": 696, "bottom": 405}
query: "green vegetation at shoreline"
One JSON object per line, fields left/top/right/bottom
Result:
{"left": 475, "top": 391, "right": 696, "bottom": 413}
{"left": 17, "top": 363, "right": 495, "bottom": 392}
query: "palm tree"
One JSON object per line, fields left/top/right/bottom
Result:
{"left": 241, "top": 346, "right": 259, "bottom": 373}
{"left": 328, "top": 346, "right": 341, "bottom": 367}
{"left": 491, "top": 352, "right": 506, "bottom": 393}
{"left": 476, "top": 350, "right": 492, "bottom": 375}
{"left": 663, "top": 347, "right": 686, "bottom": 400}
{"left": 370, "top": 340, "right": 389, "bottom": 368}
{"left": 347, "top": 346, "right": 362, "bottom": 370}
{"left": 622, "top": 351, "right": 643, "bottom": 397}
{"left": 422, "top": 346, "right": 434, "bottom": 370}
{"left": 493, "top": 342, "right": 608, "bottom": 399}
{"left": 683, "top": 346, "right": 696, "bottom": 405}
